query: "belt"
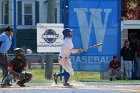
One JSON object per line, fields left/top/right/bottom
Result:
{"left": 0, "top": 53, "right": 6, "bottom": 56}
{"left": 59, "top": 56, "right": 69, "bottom": 59}
{"left": 137, "top": 55, "right": 140, "bottom": 57}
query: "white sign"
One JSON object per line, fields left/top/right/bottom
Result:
{"left": 37, "top": 23, "right": 64, "bottom": 53}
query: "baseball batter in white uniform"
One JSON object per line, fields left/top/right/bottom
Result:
{"left": 53, "top": 28, "right": 83, "bottom": 86}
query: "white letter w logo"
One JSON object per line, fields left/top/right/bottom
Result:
{"left": 74, "top": 8, "right": 111, "bottom": 52}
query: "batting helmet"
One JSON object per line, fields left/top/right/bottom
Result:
{"left": 62, "top": 28, "right": 72, "bottom": 38}
{"left": 14, "top": 48, "right": 25, "bottom": 57}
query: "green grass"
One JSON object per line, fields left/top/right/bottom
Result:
{"left": 27, "top": 68, "right": 140, "bottom": 83}
{"left": 71, "top": 71, "right": 100, "bottom": 81}
{"left": 1, "top": 68, "right": 140, "bottom": 83}
{"left": 27, "top": 68, "right": 100, "bottom": 83}
{"left": 27, "top": 68, "right": 50, "bottom": 83}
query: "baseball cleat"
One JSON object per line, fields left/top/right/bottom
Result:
{"left": 63, "top": 83, "right": 73, "bottom": 87}
{"left": 16, "top": 81, "right": 26, "bottom": 87}
{"left": 1, "top": 84, "right": 11, "bottom": 88}
{"left": 53, "top": 73, "right": 58, "bottom": 84}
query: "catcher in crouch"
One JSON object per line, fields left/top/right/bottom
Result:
{"left": 53, "top": 28, "right": 83, "bottom": 86}
{"left": 1, "top": 48, "right": 32, "bottom": 87}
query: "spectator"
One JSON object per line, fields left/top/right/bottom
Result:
{"left": 108, "top": 56, "right": 121, "bottom": 81}
{"left": 0, "top": 26, "right": 13, "bottom": 85}
{"left": 135, "top": 40, "right": 140, "bottom": 79}
{"left": 121, "top": 40, "right": 135, "bottom": 80}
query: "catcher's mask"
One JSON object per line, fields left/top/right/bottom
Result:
{"left": 14, "top": 48, "right": 25, "bottom": 57}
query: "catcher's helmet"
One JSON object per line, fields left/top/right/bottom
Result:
{"left": 62, "top": 28, "right": 72, "bottom": 38}
{"left": 14, "top": 48, "right": 25, "bottom": 57}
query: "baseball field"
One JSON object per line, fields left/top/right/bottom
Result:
{"left": 0, "top": 68, "right": 140, "bottom": 93}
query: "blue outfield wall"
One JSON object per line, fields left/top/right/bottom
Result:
{"left": 68, "top": 0, "right": 121, "bottom": 72}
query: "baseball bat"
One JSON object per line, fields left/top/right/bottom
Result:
{"left": 84, "top": 43, "right": 102, "bottom": 51}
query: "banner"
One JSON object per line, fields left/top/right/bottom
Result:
{"left": 69, "top": 0, "right": 121, "bottom": 71}
{"left": 37, "top": 23, "right": 63, "bottom": 53}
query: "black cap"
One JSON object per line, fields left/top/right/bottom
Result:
{"left": 4, "top": 26, "right": 13, "bottom": 32}
{"left": 124, "top": 40, "right": 129, "bottom": 43}
{"left": 113, "top": 56, "right": 117, "bottom": 59}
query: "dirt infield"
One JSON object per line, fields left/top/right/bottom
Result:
{"left": 0, "top": 82, "right": 140, "bottom": 93}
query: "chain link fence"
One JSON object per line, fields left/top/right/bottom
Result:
{"left": 0, "top": 0, "right": 102, "bottom": 84}
{"left": 0, "top": 0, "right": 139, "bottom": 85}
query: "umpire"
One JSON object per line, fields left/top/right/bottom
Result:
{"left": 0, "top": 26, "right": 13, "bottom": 84}
{"left": 1, "top": 48, "right": 32, "bottom": 87}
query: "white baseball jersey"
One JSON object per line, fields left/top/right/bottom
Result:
{"left": 59, "top": 37, "right": 78, "bottom": 76}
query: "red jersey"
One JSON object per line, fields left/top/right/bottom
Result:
{"left": 109, "top": 60, "right": 121, "bottom": 69}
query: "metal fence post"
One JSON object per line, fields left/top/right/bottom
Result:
{"left": 59, "top": 0, "right": 63, "bottom": 81}
{"left": 63, "top": 0, "right": 66, "bottom": 28}
{"left": 13, "top": 0, "right": 16, "bottom": 48}
{"left": 45, "top": 55, "right": 53, "bottom": 79}
{"left": 41, "top": 56, "right": 45, "bottom": 69}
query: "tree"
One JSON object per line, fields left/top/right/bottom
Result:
{"left": 121, "top": 0, "right": 140, "bottom": 20}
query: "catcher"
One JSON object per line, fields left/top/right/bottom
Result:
{"left": 1, "top": 48, "right": 32, "bottom": 87}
